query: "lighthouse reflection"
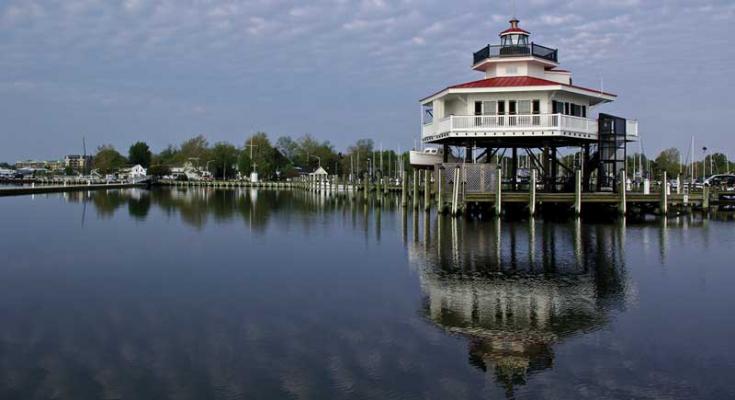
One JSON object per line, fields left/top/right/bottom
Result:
{"left": 409, "top": 216, "right": 628, "bottom": 395}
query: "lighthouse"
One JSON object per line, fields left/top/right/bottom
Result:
{"left": 418, "top": 18, "right": 638, "bottom": 192}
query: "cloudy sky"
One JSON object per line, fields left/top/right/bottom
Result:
{"left": 0, "top": 0, "right": 733, "bottom": 161}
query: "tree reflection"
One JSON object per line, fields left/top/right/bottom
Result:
{"left": 409, "top": 217, "right": 628, "bottom": 397}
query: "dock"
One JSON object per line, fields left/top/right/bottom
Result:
{"left": 0, "top": 182, "right": 147, "bottom": 197}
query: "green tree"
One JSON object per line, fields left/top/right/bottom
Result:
{"left": 93, "top": 145, "right": 128, "bottom": 174}
{"left": 211, "top": 142, "right": 240, "bottom": 180}
{"left": 0, "top": 162, "right": 13, "bottom": 169}
{"left": 128, "top": 141, "right": 152, "bottom": 168}
{"left": 653, "top": 148, "right": 681, "bottom": 179}
{"left": 178, "top": 135, "right": 211, "bottom": 167}
{"left": 64, "top": 166, "right": 75, "bottom": 176}
{"left": 710, "top": 152, "right": 729, "bottom": 175}
{"left": 341, "top": 138, "right": 374, "bottom": 176}
{"left": 148, "top": 164, "right": 171, "bottom": 177}
{"left": 242, "top": 132, "right": 276, "bottom": 179}
{"left": 294, "top": 134, "right": 338, "bottom": 174}
{"left": 154, "top": 144, "right": 179, "bottom": 167}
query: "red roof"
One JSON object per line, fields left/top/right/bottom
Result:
{"left": 421, "top": 76, "right": 616, "bottom": 101}
{"left": 500, "top": 27, "right": 530, "bottom": 35}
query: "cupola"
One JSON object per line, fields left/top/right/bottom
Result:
{"left": 499, "top": 18, "right": 529, "bottom": 47}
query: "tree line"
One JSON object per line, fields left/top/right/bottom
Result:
{"left": 90, "top": 133, "right": 410, "bottom": 180}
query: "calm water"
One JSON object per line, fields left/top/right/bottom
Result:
{"left": 1, "top": 188, "right": 734, "bottom": 399}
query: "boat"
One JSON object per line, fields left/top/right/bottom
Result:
{"left": 409, "top": 147, "right": 457, "bottom": 168}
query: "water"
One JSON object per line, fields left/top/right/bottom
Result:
{"left": 0, "top": 188, "right": 734, "bottom": 399}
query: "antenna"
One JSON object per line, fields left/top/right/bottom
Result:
{"left": 512, "top": 0, "right": 516, "bottom": 19}
{"left": 600, "top": 76, "right": 604, "bottom": 94}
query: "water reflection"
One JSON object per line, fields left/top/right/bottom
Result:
{"left": 409, "top": 216, "right": 628, "bottom": 396}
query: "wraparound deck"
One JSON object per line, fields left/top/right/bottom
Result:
{"left": 422, "top": 114, "right": 638, "bottom": 143}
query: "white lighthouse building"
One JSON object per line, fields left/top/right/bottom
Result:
{"left": 418, "top": 18, "right": 638, "bottom": 192}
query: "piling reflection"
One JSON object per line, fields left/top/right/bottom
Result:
{"left": 409, "top": 217, "right": 628, "bottom": 395}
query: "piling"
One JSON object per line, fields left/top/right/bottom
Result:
{"left": 412, "top": 170, "right": 419, "bottom": 209}
{"left": 437, "top": 168, "right": 445, "bottom": 214}
{"left": 529, "top": 169, "right": 536, "bottom": 216}
{"left": 424, "top": 169, "right": 431, "bottom": 212}
{"left": 401, "top": 172, "right": 408, "bottom": 208}
{"left": 619, "top": 170, "right": 627, "bottom": 216}
{"left": 703, "top": 185, "right": 710, "bottom": 210}
{"left": 660, "top": 171, "right": 668, "bottom": 215}
{"left": 494, "top": 168, "right": 502, "bottom": 216}
{"left": 451, "top": 167, "right": 460, "bottom": 216}
{"left": 573, "top": 169, "right": 582, "bottom": 215}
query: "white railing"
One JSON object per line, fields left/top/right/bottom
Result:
{"left": 422, "top": 114, "right": 598, "bottom": 139}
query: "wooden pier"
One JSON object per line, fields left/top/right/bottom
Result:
{"left": 0, "top": 182, "right": 147, "bottom": 197}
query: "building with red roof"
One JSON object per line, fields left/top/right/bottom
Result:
{"left": 415, "top": 18, "right": 639, "bottom": 192}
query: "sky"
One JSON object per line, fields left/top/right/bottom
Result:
{"left": 0, "top": 0, "right": 733, "bottom": 162}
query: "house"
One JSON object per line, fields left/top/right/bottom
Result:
{"left": 118, "top": 165, "right": 148, "bottom": 180}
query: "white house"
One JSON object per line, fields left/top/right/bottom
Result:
{"left": 119, "top": 165, "right": 148, "bottom": 180}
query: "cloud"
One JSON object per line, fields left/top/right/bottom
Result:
{"left": 0, "top": 0, "right": 733, "bottom": 159}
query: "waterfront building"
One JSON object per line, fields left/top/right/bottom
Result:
{"left": 15, "top": 160, "right": 48, "bottom": 170}
{"left": 118, "top": 164, "right": 148, "bottom": 180}
{"left": 419, "top": 18, "right": 638, "bottom": 192}
{"left": 64, "top": 155, "right": 93, "bottom": 171}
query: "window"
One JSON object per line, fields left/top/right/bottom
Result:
{"left": 532, "top": 100, "right": 541, "bottom": 125}
{"left": 474, "top": 101, "right": 482, "bottom": 116}
{"left": 582, "top": 105, "right": 587, "bottom": 118}
{"left": 518, "top": 100, "right": 531, "bottom": 115}
{"left": 483, "top": 101, "right": 497, "bottom": 115}
{"left": 552, "top": 100, "right": 562, "bottom": 114}
{"left": 508, "top": 101, "right": 517, "bottom": 115}
{"left": 497, "top": 100, "right": 505, "bottom": 126}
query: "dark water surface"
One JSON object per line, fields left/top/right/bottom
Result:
{"left": 1, "top": 188, "right": 734, "bottom": 399}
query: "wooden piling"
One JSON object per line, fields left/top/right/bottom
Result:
{"left": 424, "top": 169, "right": 431, "bottom": 212}
{"left": 619, "top": 170, "right": 627, "bottom": 216}
{"left": 574, "top": 169, "right": 582, "bottom": 215}
{"left": 451, "top": 167, "right": 460, "bottom": 216}
{"left": 401, "top": 172, "right": 408, "bottom": 208}
{"left": 437, "top": 168, "right": 444, "bottom": 214}
{"left": 703, "top": 185, "right": 710, "bottom": 210}
{"left": 412, "top": 170, "right": 419, "bottom": 209}
{"left": 660, "top": 171, "right": 668, "bottom": 215}
{"left": 529, "top": 169, "right": 536, "bottom": 216}
{"left": 494, "top": 168, "right": 502, "bottom": 216}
